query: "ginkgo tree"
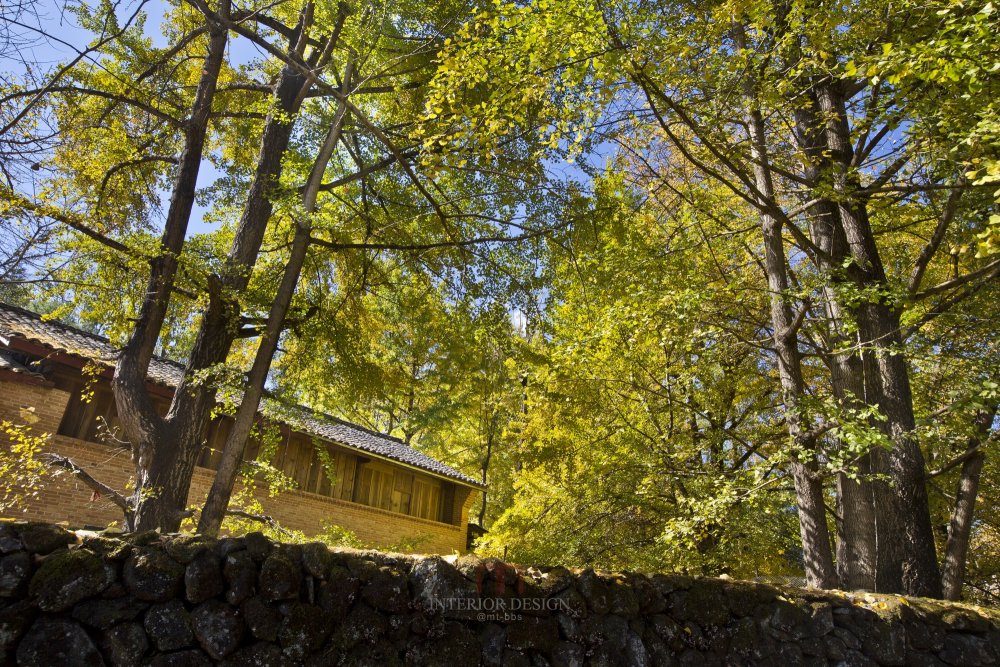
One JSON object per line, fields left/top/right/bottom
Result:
{"left": 0, "top": 0, "right": 560, "bottom": 534}
{"left": 425, "top": 0, "right": 1000, "bottom": 598}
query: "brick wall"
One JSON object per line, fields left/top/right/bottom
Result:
{"left": 0, "top": 378, "right": 472, "bottom": 554}
{"left": 0, "top": 377, "right": 70, "bottom": 436}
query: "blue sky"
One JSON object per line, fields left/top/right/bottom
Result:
{"left": 8, "top": 0, "right": 265, "bottom": 237}
{"left": 8, "top": 0, "right": 606, "bottom": 242}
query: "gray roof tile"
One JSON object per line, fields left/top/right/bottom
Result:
{"left": 0, "top": 350, "right": 46, "bottom": 378}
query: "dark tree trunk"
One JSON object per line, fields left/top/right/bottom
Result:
{"left": 793, "top": 95, "right": 888, "bottom": 591}
{"left": 814, "top": 80, "right": 941, "bottom": 598}
{"left": 478, "top": 427, "right": 494, "bottom": 527}
{"left": 197, "top": 62, "right": 349, "bottom": 535}
{"left": 195, "top": 222, "right": 312, "bottom": 535}
{"left": 736, "top": 26, "right": 838, "bottom": 588}
{"left": 114, "top": 6, "right": 317, "bottom": 532}
{"left": 941, "top": 408, "right": 996, "bottom": 600}
{"left": 113, "top": 4, "right": 231, "bottom": 533}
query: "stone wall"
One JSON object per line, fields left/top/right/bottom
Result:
{"left": 0, "top": 522, "right": 998, "bottom": 666}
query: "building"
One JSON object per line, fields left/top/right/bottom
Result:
{"left": 0, "top": 302, "right": 483, "bottom": 553}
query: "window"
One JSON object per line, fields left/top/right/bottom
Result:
{"left": 58, "top": 385, "right": 118, "bottom": 442}
{"left": 353, "top": 462, "right": 395, "bottom": 510}
{"left": 411, "top": 478, "right": 442, "bottom": 521}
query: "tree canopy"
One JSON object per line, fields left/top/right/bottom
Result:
{"left": 1, "top": 0, "right": 998, "bottom": 601}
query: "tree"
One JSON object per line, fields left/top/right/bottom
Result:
{"left": 470, "top": 172, "right": 801, "bottom": 573}
{"left": 427, "top": 0, "right": 999, "bottom": 596}
{"left": 1, "top": 0, "right": 555, "bottom": 533}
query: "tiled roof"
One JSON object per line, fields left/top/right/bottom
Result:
{"left": 0, "top": 303, "right": 182, "bottom": 387}
{"left": 0, "top": 302, "right": 483, "bottom": 488}
{"left": 0, "top": 350, "right": 46, "bottom": 379}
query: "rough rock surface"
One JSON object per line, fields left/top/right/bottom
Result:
{"left": 0, "top": 521, "right": 996, "bottom": 666}
{"left": 16, "top": 617, "right": 104, "bottom": 666}
{"left": 100, "top": 621, "right": 149, "bottom": 667}
{"left": 145, "top": 599, "right": 194, "bottom": 651}
{"left": 29, "top": 548, "right": 114, "bottom": 611}
{"left": 125, "top": 547, "right": 184, "bottom": 602}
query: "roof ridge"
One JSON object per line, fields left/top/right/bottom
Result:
{"left": 270, "top": 397, "right": 411, "bottom": 446}
{"left": 1, "top": 303, "right": 402, "bottom": 442}
{"left": 0, "top": 301, "right": 113, "bottom": 346}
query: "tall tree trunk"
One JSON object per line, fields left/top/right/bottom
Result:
{"left": 814, "top": 80, "right": 941, "bottom": 597}
{"left": 941, "top": 408, "right": 996, "bottom": 600}
{"left": 759, "top": 211, "right": 838, "bottom": 590}
{"left": 195, "top": 222, "right": 312, "bottom": 535}
{"left": 736, "top": 25, "right": 838, "bottom": 588}
{"left": 793, "top": 95, "right": 884, "bottom": 591}
{"left": 113, "top": 2, "right": 231, "bottom": 532}
{"left": 119, "top": 7, "right": 319, "bottom": 532}
{"left": 478, "top": 422, "right": 494, "bottom": 527}
{"left": 197, "top": 63, "right": 351, "bottom": 535}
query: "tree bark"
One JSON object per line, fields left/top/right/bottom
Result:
{"left": 736, "top": 24, "right": 838, "bottom": 589}
{"left": 113, "top": 2, "right": 231, "bottom": 532}
{"left": 814, "top": 80, "right": 941, "bottom": 597}
{"left": 941, "top": 408, "right": 996, "bottom": 600}
{"left": 195, "top": 222, "right": 312, "bottom": 535}
{"left": 793, "top": 94, "right": 884, "bottom": 591}
{"left": 117, "top": 6, "right": 319, "bottom": 532}
{"left": 197, "top": 61, "right": 351, "bottom": 535}
{"left": 478, "top": 424, "right": 494, "bottom": 527}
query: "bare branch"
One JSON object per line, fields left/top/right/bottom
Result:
{"left": 136, "top": 25, "right": 210, "bottom": 82}
{"left": 310, "top": 219, "right": 571, "bottom": 253}
{"left": 908, "top": 185, "right": 965, "bottom": 295}
{"left": 2, "top": 188, "right": 137, "bottom": 256}
{"left": 913, "top": 258, "right": 1000, "bottom": 300}
{"left": 44, "top": 454, "right": 131, "bottom": 512}
{"left": 0, "top": 1, "right": 149, "bottom": 135}
{"left": 313, "top": 153, "right": 413, "bottom": 193}
{"left": 1, "top": 85, "right": 184, "bottom": 128}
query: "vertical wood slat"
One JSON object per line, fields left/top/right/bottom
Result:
{"left": 289, "top": 435, "right": 312, "bottom": 490}
{"left": 380, "top": 469, "right": 393, "bottom": 510}
{"left": 317, "top": 445, "right": 333, "bottom": 497}
{"left": 281, "top": 434, "right": 295, "bottom": 481}
{"left": 355, "top": 465, "right": 370, "bottom": 505}
{"left": 304, "top": 442, "right": 318, "bottom": 494}
{"left": 298, "top": 437, "right": 312, "bottom": 489}
{"left": 244, "top": 424, "right": 260, "bottom": 462}
{"left": 339, "top": 455, "right": 356, "bottom": 501}
{"left": 441, "top": 485, "right": 456, "bottom": 525}
{"left": 73, "top": 388, "right": 100, "bottom": 441}
{"left": 332, "top": 455, "right": 347, "bottom": 499}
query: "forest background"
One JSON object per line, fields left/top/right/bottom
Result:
{"left": 0, "top": 0, "right": 998, "bottom": 602}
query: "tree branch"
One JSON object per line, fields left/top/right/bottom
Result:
{"left": 904, "top": 274, "right": 996, "bottom": 339}
{"left": 913, "top": 258, "right": 1000, "bottom": 300}
{"left": 44, "top": 454, "right": 131, "bottom": 512}
{"left": 0, "top": 1, "right": 149, "bottom": 135}
{"left": 927, "top": 444, "right": 985, "bottom": 479}
{"left": 2, "top": 188, "right": 137, "bottom": 256}
{"left": 310, "top": 221, "right": 569, "bottom": 253}
{"left": 1, "top": 86, "right": 184, "bottom": 128}
{"left": 908, "top": 185, "right": 964, "bottom": 294}
{"left": 312, "top": 153, "right": 414, "bottom": 193}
